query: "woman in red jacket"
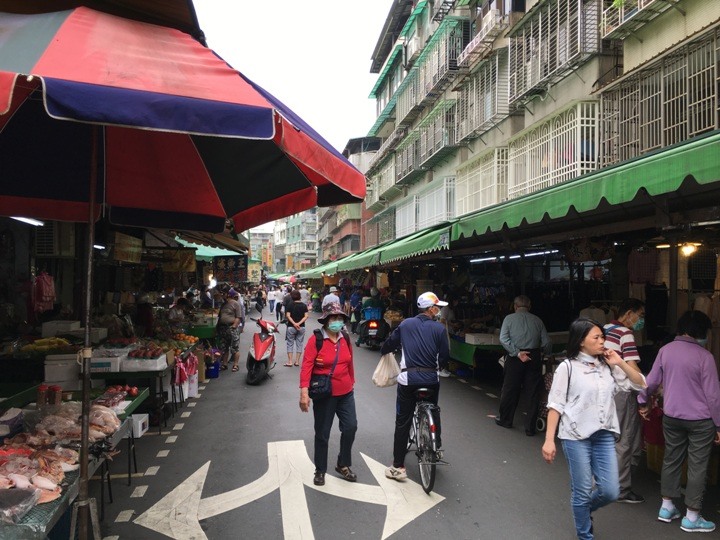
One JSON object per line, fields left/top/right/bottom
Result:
{"left": 299, "top": 301, "right": 356, "bottom": 486}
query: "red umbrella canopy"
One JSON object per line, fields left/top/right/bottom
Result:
{"left": 0, "top": 7, "right": 365, "bottom": 232}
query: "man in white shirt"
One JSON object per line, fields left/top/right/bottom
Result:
{"left": 322, "top": 286, "right": 340, "bottom": 308}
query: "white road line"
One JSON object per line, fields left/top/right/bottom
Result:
{"left": 187, "top": 402, "right": 197, "bottom": 408}
{"left": 196, "top": 393, "right": 202, "bottom": 398}
{"left": 145, "top": 466, "right": 160, "bottom": 476}
{"left": 115, "top": 510, "right": 134, "bottom": 522}
{"left": 103, "top": 536, "right": 120, "bottom": 540}
{"left": 173, "top": 423, "right": 185, "bottom": 430}
{"left": 471, "top": 386, "right": 481, "bottom": 390}
{"left": 181, "top": 411, "right": 191, "bottom": 418}
{"left": 486, "top": 393, "right": 498, "bottom": 399}
{"left": 199, "top": 386, "right": 206, "bottom": 390}
{"left": 132, "top": 485, "right": 149, "bottom": 498}
{"left": 157, "top": 450, "right": 170, "bottom": 458}
{"left": 165, "top": 435, "right": 178, "bottom": 444}
{"left": 458, "top": 379, "right": 467, "bottom": 384}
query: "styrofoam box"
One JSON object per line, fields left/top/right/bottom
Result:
{"left": 42, "top": 320, "right": 81, "bottom": 338}
{"left": 66, "top": 327, "right": 108, "bottom": 344}
{"left": 45, "top": 354, "right": 81, "bottom": 391}
{"left": 93, "top": 346, "right": 135, "bottom": 358}
{"left": 130, "top": 413, "right": 149, "bottom": 438}
{"left": 122, "top": 354, "right": 167, "bottom": 372}
{"left": 465, "top": 333, "right": 499, "bottom": 345}
{"left": 90, "top": 356, "right": 123, "bottom": 372}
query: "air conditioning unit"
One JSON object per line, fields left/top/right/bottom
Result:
{"left": 34, "top": 222, "right": 76, "bottom": 258}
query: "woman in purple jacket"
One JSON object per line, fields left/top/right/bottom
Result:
{"left": 639, "top": 310, "right": 720, "bottom": 533}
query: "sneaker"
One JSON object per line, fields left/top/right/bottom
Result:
{"left": 658, "top": 507, "right": 682, "bottom": 523}
{"left": 681, "top": 516, "right": 716, "bottom": 533}
{"left": 438, "top": 368, "right": 451, "bottom": 378}
{"left": 385, "top": 466, "right": 407, "bottom": 481}
{"left": 617, "top": 491, "right": 645, "bottom": 504}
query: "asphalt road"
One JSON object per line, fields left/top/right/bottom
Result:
{"left": 98, "top": 309, "right": 720, "bottom": 540}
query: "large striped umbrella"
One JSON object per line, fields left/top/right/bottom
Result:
{"left": 0, "top": 7, "right": 365, "bottom": 232}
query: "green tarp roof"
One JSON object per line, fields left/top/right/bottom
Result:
{"left": 174, "top": 236, "right": 241, "bottom": 261}
{"left": 380, "top": 225, "right": 452, "bottom": 264}
{"left": 452, "top": 130, "right": 720, "bottom": 241}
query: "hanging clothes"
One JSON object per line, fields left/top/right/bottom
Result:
{"left": 33, "top": 272, "right": 56, "bottom": 314}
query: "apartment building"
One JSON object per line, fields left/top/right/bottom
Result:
{"left": 363, "top": 0, "right": 720, "bottom": 253}
{"left": 273, "top": 219, "right": 287, "bottom": 273}
{"left": 285, "top": 209, "right": 318, "bottom": 272}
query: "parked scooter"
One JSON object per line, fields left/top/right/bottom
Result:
{"left": 355, "top": 307, "right": 391, "bottom": 349}
{"left": 246, "top": 318, "right": 279, "bottom": 385}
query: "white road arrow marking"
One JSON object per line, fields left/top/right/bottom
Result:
{"left": 134, "top": 440, "right": 443, "bottom": 539}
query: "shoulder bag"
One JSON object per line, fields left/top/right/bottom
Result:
{"left": 308, "top": 340, "right": 341, "bottom": 400}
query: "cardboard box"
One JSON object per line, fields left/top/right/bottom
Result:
{"left": 42, "top": 320, "right": 80, "bottom": 338}
{"left": 465, "top": 333, "right": 499, "bottom": 345}
{"left": 89, "top": 356, "right": 122, "bottom": 372}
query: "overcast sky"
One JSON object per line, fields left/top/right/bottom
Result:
{"left": 193, "top": 1, "right": 389, "bottom": 154}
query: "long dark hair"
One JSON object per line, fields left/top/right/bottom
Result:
{"left": 567, "top": 317, "right": 604, "bottom": 359}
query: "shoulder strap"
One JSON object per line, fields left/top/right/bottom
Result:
{"left": 314, "top": 329, "right": 323, "bottom": 355}
{"left": 564, "top": 359, "right": 572, "bottom": 401}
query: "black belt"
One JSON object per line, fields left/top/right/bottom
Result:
{"left": 401, "top": 367, "right": 438, "bottom": 373}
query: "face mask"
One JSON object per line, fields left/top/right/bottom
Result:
{"left": 697, "top": 338, "right": 708, "bottom": 347}
{"left": 632, "top": 317, "right": 645, "bottom": 331}
{"left": 328, "top": 321, "right": 344, "bottom": 333}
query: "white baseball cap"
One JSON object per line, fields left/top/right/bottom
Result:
{"left": 417, "top": 292, "right": 448, "bottom": 309}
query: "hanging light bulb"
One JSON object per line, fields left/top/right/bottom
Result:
{"left": 680, "top": 243, "right": 698, "bottom": 257}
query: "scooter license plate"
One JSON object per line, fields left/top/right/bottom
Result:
{"left": 368, "top": 329, "right": 378, "bottom": 336}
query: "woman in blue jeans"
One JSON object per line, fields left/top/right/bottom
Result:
{"left": 542, "top": 318, "right": 646, "bottom": 539}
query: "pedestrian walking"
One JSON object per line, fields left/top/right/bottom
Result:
{"left": 496, "top": 295, "right": 552, "bottom": 435}
{"left": 603, "top": 298, "right": 646, "bottom": 504}
{"left": 382, "top": 292, "right": 450, "bottom": 481}
{"left": 216, "top": 288, "right": 245, "bottom": 373}
{"left": 284, "top": 290, "right": 308, "bottom": 367}
{"left": 638, "top": 310, "right": 720, "bottom": 533}
{"left": 299, "top": 301, "right": 357, "bottom": 486}
{"left": 542, "top": 318, "right": 646, "bottom": 540}
{"left": 322, "top": 286, "right": 340, "bottom": 308}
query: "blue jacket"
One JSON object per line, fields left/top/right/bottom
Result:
{"left": 381, "top": 313, "right": 449, "bottom": 385}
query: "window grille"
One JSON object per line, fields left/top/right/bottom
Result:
{"left": 600, "top": 28, "right": 720, "bottom": 166}
{"left": 395, "top": 131, "right": 421, "bottom": 183}
{"left": 457, "top": 50, "right": 509, "bottom": 142}
{"left": 508, "top": 0, "right": 600, "bottom": 104}
{"left": 418, "top": 177, "right": 456, "bottom": 229}
{"left": 508, "top": 101, "right": 598, "bottom": 198}
{"left": 396, "top": 196, "right": 419, "bottom": 238}
{"left": 378, "top": 210, "right": 396, "bottom": 243}
{"left": 456, "top": 148, "right": 509, "bottom": 215}
{"left": 418, "top": 101, "right": 457, "bottom": 166}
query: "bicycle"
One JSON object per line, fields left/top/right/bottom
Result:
{"left": 406, "top": 387, "right": 446, "bottom": 494}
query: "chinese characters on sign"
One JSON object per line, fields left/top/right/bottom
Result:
{"left": 214, "top": 255, "right": 249, "bottom": 283}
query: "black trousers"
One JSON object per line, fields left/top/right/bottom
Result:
{"left": 497, "top": 351, "right": 543, "bottom": 432}
{"left": 392, "top": 383, "right": 441, "bottom": 468}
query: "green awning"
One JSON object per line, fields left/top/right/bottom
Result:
{"left": 369, "top": 44, "right": 403, "bottom": 99}
{"left": 400, "top": 0, "right": 428, "bottom": 39}
{"left": 380, "top": 225, "right": 452, "bottom": 264}
{"left": 452, "top": 130, "right": 720, "bottom": 241}
{"left": 174, "top": 236, "right": 241, "bottom": 262}
{"left": 298, "top": 261, "right": 339, "bottom": 280}
{"left": 336, "top": 243, "right": 387, "bottom": 272}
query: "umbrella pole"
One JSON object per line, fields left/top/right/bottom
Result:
{"left": 73, "top": 126, "right": 101, "bottom": 540}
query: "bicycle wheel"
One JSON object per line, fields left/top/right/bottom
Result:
{"left": 416, "top": 408, "right": 436, "bottom": 494}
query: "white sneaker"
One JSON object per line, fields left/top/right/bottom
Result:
{"left": 385, "top": 466, "right": 407, "bottom": 480}
{"left": 438, "top": 369, "right": 451, "bottom": 378}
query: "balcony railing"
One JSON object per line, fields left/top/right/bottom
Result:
{"left": 601, "top": 0, "right": 677, "bottom": 40}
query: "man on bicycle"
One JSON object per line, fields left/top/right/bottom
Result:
{"left": 382, "top": 292, "right": 450, "bottom": 480}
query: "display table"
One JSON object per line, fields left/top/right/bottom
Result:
{"left": 91, "top": 367, "right": 168, "bottom": 434}
{"left": 449, "top": 339, "right": 567, "bottom": 367}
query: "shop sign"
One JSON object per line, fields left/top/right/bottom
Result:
{"left": 213, "top": 254, "right": 248, "bottom": 283}
{"left": 113, "top": 232, "right": 142, "bottom": 263}
{"left": 248, "top": 260, "right": 262, "bottom": 283}
{"left": 438, "top": 232, "right": 450, "bottom": 249}
{"left": 143, "top": 247, "right": 196, "bottom": 272}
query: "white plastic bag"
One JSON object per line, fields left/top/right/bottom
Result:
{"left": 372, "top": 352, "right": 400, "bottom": 387}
